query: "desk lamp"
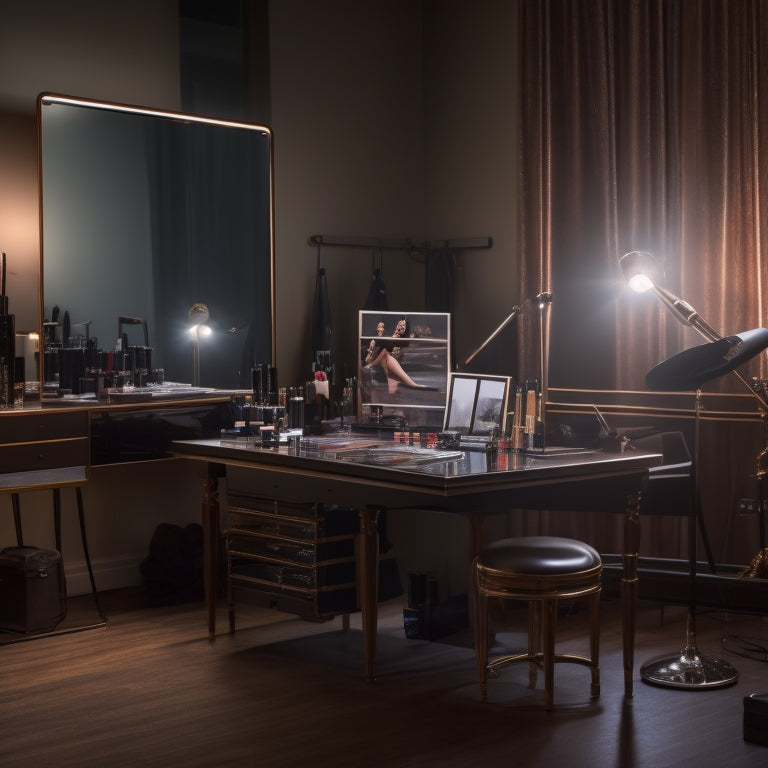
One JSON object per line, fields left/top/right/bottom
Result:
{"left": 464, "top": 292, "right": 552, "bottom": 446}
{"left": 188, "top": 303, "right": 211, "bottom": 388}
{"left": 619, "top": 251, "right": 722, "bottom": 343}
{"left": 617, "top": 250, "right": 768, "bottom": 688}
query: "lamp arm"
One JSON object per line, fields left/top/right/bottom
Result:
{"left": 464, "top": 306, "right": 522, "bottom": 366}
{"left": 652, "top": 285, "right": 722, "bottom": 343}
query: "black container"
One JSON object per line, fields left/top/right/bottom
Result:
{"left": 0, "top": 546, "right": 67, "bottom": 634}
{"left": 58, "top": 347, "right": 86, "bottom": 394}
{"left": 744, "top": 693, "right": 768, "bottom": 746}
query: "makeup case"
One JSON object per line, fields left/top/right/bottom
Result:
{"left": 0, "top": 546, "right": 67, "bottom": 634}
{"left": 744, "top": 693, "right": 768, "bottom": 746}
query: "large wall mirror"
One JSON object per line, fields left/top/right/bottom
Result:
{"left": 38, "top": 94, "right": 274, "bottom": 394}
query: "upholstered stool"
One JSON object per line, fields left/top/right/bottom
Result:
{"left": 473, "top": 535, "right": 602, "bottom": 710}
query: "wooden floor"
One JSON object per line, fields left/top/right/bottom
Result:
{"left": 1, "top": 589, "right": 768, "bottom": 767}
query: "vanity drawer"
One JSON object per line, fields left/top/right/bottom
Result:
{"left": 228, "top": 533, "right": 355, "bottom": 564}
{"left": 0, "top": 410, "right": 90, "bottom": 489}
{"left": 227, "top": 494, "right": 359, "bottom": 538}
{"left": 226, "top": 492, "right": 360, "bottom": 620}
{"left": 0, "top": 410, "right": 89, "bottom": 444}
{"left": 230, "top": 579, "right": 358, "bottom": 618}
{"left": 0, "top": 437, "right": 89, "bottom": 474}
{"left": 229, "top": 557, "right": 357, "bottom": 591}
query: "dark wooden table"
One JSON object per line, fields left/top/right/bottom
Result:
{"left": 172, "top": 437, "right": 661, "bottom": 696}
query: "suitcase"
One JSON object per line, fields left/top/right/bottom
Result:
{"left": 0, "top": 546, "right": 67, "bottom": 634}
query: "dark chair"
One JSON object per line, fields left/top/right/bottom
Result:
{"left": 473, "top": 535, "right": 602, "bottom": 710}
{"left": 629, "top": 430, "right": 714, "bottom": 570}
{"left": 631, "top": 430, "right": 692, "bottom": 515}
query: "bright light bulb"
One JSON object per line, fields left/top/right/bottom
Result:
{"left": 188, "top": 324, "right": 212, "bottom": 338}
{"left": 628, "top": 273, "right": 654, "bottom": 293}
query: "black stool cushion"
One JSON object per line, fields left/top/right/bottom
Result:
{"left": 478, "top": 536, "right": 601, "bottom": 575}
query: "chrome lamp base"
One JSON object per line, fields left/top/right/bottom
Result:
{"left": 641, "top": 642, "right": 738, "bottom": 689}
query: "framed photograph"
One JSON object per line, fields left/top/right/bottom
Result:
{"left": 358, "top": 311, "right": 451, "bottom": 427}
{"left": 443, "top": 373, "right": 511, "bottom": 436}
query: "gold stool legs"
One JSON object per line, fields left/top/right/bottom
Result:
{"left": 474, "top": 577, "right": 601, "bottom": 710}
{"left": 542, "top": 598, "right": 557, "bottom": 711}
{"left": 528, "top": 601, "right": 540, "bottom": 689}
{"left": 589, "top": 590, "right": 601, "bottom": 698}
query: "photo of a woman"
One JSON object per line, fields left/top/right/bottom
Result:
{"left": 358, "top": 312, "right": 448, "bottom": 425}
{"left": 364, "top": 318, "right": 430, "bottom": 394}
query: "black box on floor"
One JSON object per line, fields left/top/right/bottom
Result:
{"left": 744, "top": 693, "right": 768, "bottom": 746}
{"left": 0, "top": 547, "right": 67, "bottom": 634}
{"left": 403, "top": 595, "right": 469, "bottom": 641}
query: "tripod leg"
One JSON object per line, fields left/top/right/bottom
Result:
{"left": 76, "top": 487, "right": 106, "bottom": 622}
{"left": 12, "top": 493, "right": 23, "bottom": 546}
{"left": 695, "top": 501, "right": 716, "bottom": 573}
{"left": 53, "top": 489, "right": 62, "bottom": 552}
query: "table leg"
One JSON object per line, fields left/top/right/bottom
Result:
{"left": 468, "top": 515, "right": 490, "bottom": 640}
{"left": 468, "top": 515, "right": 486, "bottom": 562}
{"left": 621, "top": 490, "right": 641, "bottom": 698}
{"left": 358, "top": 505, "right": 380, "bottom": 682}
{"left": 203, "top": 462, "right": 225, "bottom": 641}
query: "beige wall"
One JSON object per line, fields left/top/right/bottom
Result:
{"left": 269, "top": 0, "right": 427, "bottom": 386}
{"left": 0, "top": 1, "right": 519, "bottom": 596}
{"left": 0, "top": 1, "right": 181, "bottom": 330}
{"left": 270, "top": 0, "right": 519, "bottom": 388}
{"left": 423, "top": 0, "right": 518, "bottom": 366}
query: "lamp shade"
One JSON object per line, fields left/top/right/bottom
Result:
{"left": 188, "top": 303, "right": 209, "bottom": 325}
{"left": 619, "top": 251, "right": 664, "bottom": 292}
{"left": 646, "top": 328, "right": 768, "bottom": 391}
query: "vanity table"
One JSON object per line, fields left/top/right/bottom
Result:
{"left": 0, "top": 394, "right": 232, "bottom": 631}
{"left": 1, "top": 394, "right": 233, "bottom": 492}
{"left": 13, "top": 91, "right": 276, "bottom": 631}
{"left": 172, "top": 437, "right": 662, "bottom": 696}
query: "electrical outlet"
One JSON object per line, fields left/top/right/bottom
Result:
{"left": 738, "top": 498, "right": 763, "bottom": 515}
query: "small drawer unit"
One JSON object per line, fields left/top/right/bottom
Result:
{"left": 0, "top": 409, "right": 89, "bottom": 490}
{"left": 227, "top": 492, "right": 360, "bottom": 621}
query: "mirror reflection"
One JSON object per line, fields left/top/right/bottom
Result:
{"left": 39, "top": 95, "right": 274, "bottom": 394}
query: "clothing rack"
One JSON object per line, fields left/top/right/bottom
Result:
{"left": 308, "top": 235, "right": 492, "bottom": 253}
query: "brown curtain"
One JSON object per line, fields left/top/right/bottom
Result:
{"left": 680, "top": 1, "right": 768, "bottom": 372}
{"left": 518, "top": 0, "right": 685, "bottom": 391}
{"left": 517, "top": 0, "right": 768, "bottom": 562}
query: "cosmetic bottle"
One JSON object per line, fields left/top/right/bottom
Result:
{"left": 0, "top": 355, "right": 7, "bottom": 408}
{"left": 0, "top": 301, "right": 15, "bottom": 408}
{"left": 2, "top": 253, "right": 23, "bottom": 403}
{"left": 13, "top": 356, "right": 24, "bottom": 408}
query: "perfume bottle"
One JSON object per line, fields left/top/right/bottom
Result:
{"left": 1, "top": 252, "right": 16, "bottom": 406}
{"left": 0, "top": 317, "right": 15, "bottom": 408}
{"left": 13, "top": 355, "right": 24, "bottom": 408}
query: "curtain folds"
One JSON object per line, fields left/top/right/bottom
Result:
{"left": 518, "top": 0, "right": 687, "bottom": 391}
{"left": 517, "top": 0, "right": 768, "bottom": 562}
{"left": 518, "top": 0, "right": 767, "bottom": 392}
{"left": 680, "top": 0, "right": 768, "bottom": 370}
